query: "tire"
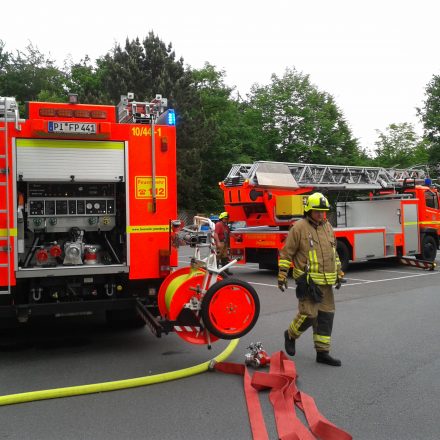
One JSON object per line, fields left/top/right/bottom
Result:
{"left": 336, "top": 240, "right": 350, "bottom": 272}
{"left": 417, "top": 235, "right": 437, "bottom": 261}
{"left": 201, "top": 278, "right": 260, "bottom": 340}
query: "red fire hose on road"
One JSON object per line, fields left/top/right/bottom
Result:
{"left": 214, "top": 351, "right": 352, "bottom": 440}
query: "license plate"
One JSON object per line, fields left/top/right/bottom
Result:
{"left": 48, "top": 121, "right": 97, "bottom": 134}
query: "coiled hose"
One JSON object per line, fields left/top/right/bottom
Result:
{"left": 0, "top": 339, "right": 239, "bottom": 406}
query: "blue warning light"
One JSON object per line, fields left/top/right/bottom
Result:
{"left": 167, "top": 109, "right": 176, "bottom": 126}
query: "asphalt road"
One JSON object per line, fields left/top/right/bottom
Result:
{"left": 0, "top": 247, "right": 439, "bottom": 440}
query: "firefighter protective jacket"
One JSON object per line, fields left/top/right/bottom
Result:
{"left": 279, "top": 217, "right": 341, "bottom": 286}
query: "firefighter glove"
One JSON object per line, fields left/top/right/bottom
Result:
{"left": 277, "top": 271, "right": 288, "bottom": 292}
{"left": 335, "top": 272, "right": 346, "bottom": 290}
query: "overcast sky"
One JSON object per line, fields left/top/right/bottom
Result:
{"left": 2, "top": 0, "right": 439, "bottom": 152}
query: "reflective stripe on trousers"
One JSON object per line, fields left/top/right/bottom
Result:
{"left": 288, "top": 285, "right": 335, "bottom": 352}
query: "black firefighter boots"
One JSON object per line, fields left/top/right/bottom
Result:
{"left": 284, "top": 330, "right": 296, "bottom": 356}
{"left": 316, "top": 351, "right": 342, "bottom": 367}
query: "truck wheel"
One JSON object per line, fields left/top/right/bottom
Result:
{"left": 336, "top": 240, "right": 350, "bottom": 272}
{"left": 418, "top": 235, "right": 437, "bottom": 261}
{"left": 201, "top": 279, "right": 260, "bottom": 339}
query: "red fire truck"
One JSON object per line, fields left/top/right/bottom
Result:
{"left": 221, "top": 161, "right": 440, "bottom": 271}
{"left": 0, "top": 94, "right": 259, "bottom": 345}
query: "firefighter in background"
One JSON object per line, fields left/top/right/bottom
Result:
{"left": 214, "top": 211, "right": 232, "bottom": 275}
{"left": 277, "top": 192, "right": 344, "bottom": 366}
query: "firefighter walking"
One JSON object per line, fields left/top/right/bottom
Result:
{"left": 277, "top": 193, "right": 344, "bottom": 366}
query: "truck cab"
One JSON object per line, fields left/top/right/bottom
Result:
{"left": 402, "top": 185, "right": 440, "bottom": 261}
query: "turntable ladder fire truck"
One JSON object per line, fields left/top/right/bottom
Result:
{"left": 220, "top": 161, "right": 440, "bottom": 271}
{"left": 0, "top": 94, "right": 259, "bottom": 345}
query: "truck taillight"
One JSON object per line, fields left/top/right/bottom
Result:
{"left": 39, "top": 108, "right": 56, "bottom": 117}
{"left": 75, "top": 110, "right": 91, "bottom": 118}
{"left": 38, "top": 108, "right": 108, "bottom": 119}
{"left": 159, "top": 250, "right": 171, "bottom": 278}
{"left": 57, "top": 108, "right": 74, "bottom": 117}
{"left": 90, "top": 110, "right": 107, "bottom": 119}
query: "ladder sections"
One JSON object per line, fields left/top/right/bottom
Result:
{"left": 223, "top": 161, "right": 428, "bottom": 190}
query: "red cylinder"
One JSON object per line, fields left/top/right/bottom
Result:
{"left": 84, "top": 248, "right": 98, "bottom": 264}
{"left": 36, "top": 248, "right": 49, "bottom": 263}
{"left": 50, "top": 244, "right": 62, "bottom": 258}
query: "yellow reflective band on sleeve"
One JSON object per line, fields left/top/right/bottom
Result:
{"left": 127, "top": 225, "right": 170, "bottom": 233}
{"left": 0, "top": 228, "right": 17, "bottom": 237}
{"left": 279, "top": 259, "right": 291, "bottom": 269}
{"left": 313, "top": 334, "right": 331, "bottom": 344}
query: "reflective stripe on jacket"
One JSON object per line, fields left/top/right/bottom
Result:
{"left": 279, "top": 217, "right": 341, "bottom": 286}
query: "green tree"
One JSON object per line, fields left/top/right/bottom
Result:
{"left": 0, "top": 40, "right": 9, "bottom": 75}
{"left": 95, "top": 34, "right": 217, "bottom": 210}
{"left": 418, "top": 74, "right": 440, "bottom": 172}
{"left": 247, "top": 67, "right": 363, "bottom": 164}
{"left": 0, "top": 42, "right": 67, "bottom": 108}
{"left": 373, "top": 122, "right": 429, "bottom": 168}
{"left": 65, "top": 56, "right": 109, "bottom": 103}
{"left": 96, "top": 33, "right": 187, "bottom": 105}
{"left": 184, "top": 64, "right": 270, "bottom": 212}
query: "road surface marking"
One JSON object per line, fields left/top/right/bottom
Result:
{"left": 344, "top": 271, "right": 439, "bottom": 286}
{"left": 374, "top": 269, "right": 419, "bottom": 274}
{"left": 345, "top": 277, "right": 371, "bottom": 282}
{"left": 248, "top": 271, "right": 439, "bottom": 289}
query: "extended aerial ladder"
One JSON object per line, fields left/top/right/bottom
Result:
{"left": 222, "top": 161, "right": 429, "bottom": 191}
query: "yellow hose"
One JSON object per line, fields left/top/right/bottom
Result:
{"left": 0, "top": 339, "right": 239, "bottom": 406}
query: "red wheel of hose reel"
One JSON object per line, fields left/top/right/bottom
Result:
{"left": 201, "top": 278, "right": 260, "bottom": 340}
{"left": 158, "top": 267, "right": 226, "bottom": 345}
{"left": 157, "top": 266, "right": 204, "bottom": 318}
{"left": 168, "top": 274, "right": 219, "bottom": 345}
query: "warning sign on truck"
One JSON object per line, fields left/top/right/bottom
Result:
{"left": 135, "top": 176, "right": 168, "bottom": 199}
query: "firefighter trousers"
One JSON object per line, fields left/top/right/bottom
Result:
{"left": 287, "top": 285, "right": 335, "bottom": 352}
{"left": 216, "top": 242, "right": 229, "bottom": 266}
